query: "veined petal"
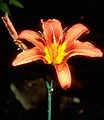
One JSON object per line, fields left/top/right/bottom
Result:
{"left": 41, "top": 19, "right": 63, "bottom": 45}
{"left": 18, "top": 30, "right": 45, "bottom": 51}
{"left": 12, "top": 47, "right": 47, "bottom": 66}
{"left": 64, "top": 23, "right": 89, "bottom": 47}
{"left": 54, "top": 63, "right": 71, "bottom": 89}
{"left": 64, "top": 40, "right": 103, "bottom": 62}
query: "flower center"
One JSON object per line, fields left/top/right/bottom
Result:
{"left": 44, "top": 42, "right": 67, "bottom": 64}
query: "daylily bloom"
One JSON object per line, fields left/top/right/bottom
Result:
{"left": 2, "top": 15, "right": 103, "bottom": 89}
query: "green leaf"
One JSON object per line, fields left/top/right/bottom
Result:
{"left": 9, "top": 0, "right": 24, "bottom": 8}
{"left": 0, "top": 2, "right": 11, "bottom": 15}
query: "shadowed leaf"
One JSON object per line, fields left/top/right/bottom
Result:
{"left": 9, "top": 0, "right": 24, "bottom": 8}
{"left": 0, "top": 2, "right": 10, "bottom": 15}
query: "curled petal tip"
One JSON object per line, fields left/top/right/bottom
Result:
{"left": 12, "top": 60, "right": 26, "bottom": 66}
{"left": 63, "top": 83, "right": 71, "bottom": 89}
{"left": 12, "top": 63, "right": 18, "bottom": 67}
{"left": 98, "top": 50, "right": 103, "bottom": 57}
{"left": 12, "top": 62, "right": 16, "bottom": 66}
{"left": 12, "top": 58, "right": 27, "bottom": 66}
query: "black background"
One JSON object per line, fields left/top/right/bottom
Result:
{"left": 0, "top": 0, "right": 104, "bottom": 120}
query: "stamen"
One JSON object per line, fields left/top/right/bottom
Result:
{"left": 14, "top": 40, "right": 28, "bottom": 51}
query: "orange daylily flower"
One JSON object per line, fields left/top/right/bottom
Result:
{"left": 2, "top": 15, "right": 103, "bottom": 89}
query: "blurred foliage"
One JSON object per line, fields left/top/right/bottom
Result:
{"left": 0, "top": 0, "right": 24, "bottom": 15}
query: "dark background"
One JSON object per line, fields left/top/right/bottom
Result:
{"left": 0, "top": 0, "right": 104, "bottom": 120}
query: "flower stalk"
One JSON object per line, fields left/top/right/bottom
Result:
{"left": 45, "top": 80, "right": 53, "bottom": 120}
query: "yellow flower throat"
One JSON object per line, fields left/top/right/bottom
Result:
{"left": 44, "top": 42, "right": 67, "bottom": 64}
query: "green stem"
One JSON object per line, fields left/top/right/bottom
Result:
{"left": 45, "top": 80, "right": 53, "bottom": 120}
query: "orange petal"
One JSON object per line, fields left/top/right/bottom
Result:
{"left": 12, "top": 47, "right": 47, "bottom": 66}
{"left": 18, "top": 30, "right": 45, "bottom": 51}
{"left": 41, "top": 19, "right": 63, "bottom": 45}
{"left": 64, "top": 40, "right": 103, "bottom": 61}
{"left": 54, "top": 63, "right": 71, "bottom": 89}
{"left": 65, "top": 23, "right": 89, "bottom": 47}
